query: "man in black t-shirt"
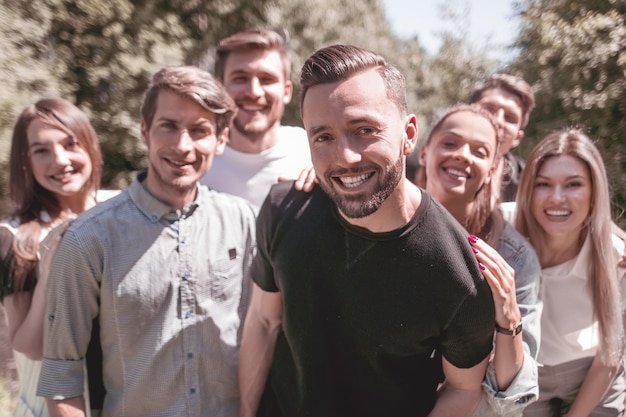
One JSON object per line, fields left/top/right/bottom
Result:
{"left": 238, "top": 45, "right": 495, "bottom": 417}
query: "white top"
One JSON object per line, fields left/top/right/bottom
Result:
{"left": 538, "top": 233, "right": 626, "bottom": 366}
{"left": 200, "top": 125, "right": 311, "bottom": 207}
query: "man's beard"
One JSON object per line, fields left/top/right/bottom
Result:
{"left": 318, "top": 155, "right": 404, "bottom": 219}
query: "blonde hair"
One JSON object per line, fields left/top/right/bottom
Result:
{"left": 515, "top": 127, "right": 624, "bottom": 365}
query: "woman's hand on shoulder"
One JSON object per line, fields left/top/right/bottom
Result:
{"left": 278, "top": 166, "right": 317, "bottom": 193}
{"left": 468, "top": 235, "right": 521, "bottom": 329}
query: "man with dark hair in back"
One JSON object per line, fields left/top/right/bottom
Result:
{"left": 407, "top": 73, "right": 535, "bottom": 203}
{"left": 469, "top": 74, "right": 535, "bottom": 202}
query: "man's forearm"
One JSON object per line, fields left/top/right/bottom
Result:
{"left": 238, "top": 317, "right": 280, "bottom": 417}
{"left": 46, "top": 396, "right": 86, "bottom": 417}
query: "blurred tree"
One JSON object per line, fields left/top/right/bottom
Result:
{"left": 512, "top": 0, "right": 626, "bottom": 225}
{"left": 0, "top": 0, "right": 500, "bottom": 206}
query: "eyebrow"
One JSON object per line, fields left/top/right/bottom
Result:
{"left": 536, "top": 173, "right": 587, "bottom": 180}
{"left": 308, "top": 118, "right": 375, "bottom": 136}
{"left": 28, "top": 133, "right": 72, "bottom": 147}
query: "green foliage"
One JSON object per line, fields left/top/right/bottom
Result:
{"left": 512, "top": 0, "right": 626, "bottom": 225}
{"left": 0, "top": 0, "right": 496, "bottom": 195}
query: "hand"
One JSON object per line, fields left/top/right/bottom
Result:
{"left": 468, "top": 235, "right": 521, "bottom": 330}
{"left": 278, "top": 166, "right": 317, "bottom": 193}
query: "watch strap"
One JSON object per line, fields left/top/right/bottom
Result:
{"left": 495, "top": 320, "right": 523, "bottom": 336}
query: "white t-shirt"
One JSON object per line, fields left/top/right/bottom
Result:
{"left": 538, "top": 233, "right": 626, "bottom": 366}
{"left": 200, "top": 125, "right": 311, "bottom": 207}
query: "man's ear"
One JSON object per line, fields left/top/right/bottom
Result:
{"left": 511, "top": 129, "right": 525, "bottom": 149}
{"left": 403, "top": 114, "right": 419, "bottom": 156}
{"left": 140, "top": 119, "right": 149, "bottom": 146}
{"left": 216, "top": 127, "right": 229, "bottom": 155}
{"left": 283, "top": 80, "right": 293, "bottom": 104}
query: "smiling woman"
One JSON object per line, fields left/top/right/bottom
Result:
{"left": 416, "top": 103, "right": 542, "bottom": 417}
{"left": 0, "top": 97, "right": 107, "bottom": 416}
{"left": 514, "top": 128, "right": 626, "bottom": 416}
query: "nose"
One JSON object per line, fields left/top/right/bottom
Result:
{"left": 336, "top": 136, "right": 362, "bottom": 165}
{"left": 246, "top": 77, "right": 264, "bottom": 98}
{"left": 494, "top": 108, "right": 506, "bottom": 124}
{"left": 52, "top": 145, "right": 71, "bottom": 166}
{"left": 548, "top": 185, "right": 565, "bottom": 202}
{"left": 452, "top": 143, "right": 471, "bottom": 163}
{"left": 173, "top": 130, "right": 194, "bottom": 152}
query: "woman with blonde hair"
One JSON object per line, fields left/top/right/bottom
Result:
{"left": 515, "top": 128, "right": 625, "bottom": 416}
{"left": 0, "top": 97, "right": 113, "bottom": 416}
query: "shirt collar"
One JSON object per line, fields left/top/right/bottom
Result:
{"left": 129, "top": 171, "right": 201, "bottom": 223}
{"left": 541, "top": 233, "right": 592, "bottom": 281}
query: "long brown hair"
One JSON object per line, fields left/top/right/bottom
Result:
{"left": 515, "top": 127, "right": 624, "bottom": 365}
{"left": 7, "top": 97, "right": 102, "bottom": 291}
{"left": 418, "top": 103, "right": 504, "bottom": 246}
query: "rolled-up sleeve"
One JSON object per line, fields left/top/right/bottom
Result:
{"left": 478, "top": 351, "right": 539, "bottom": 416}
{"left": 37, "top": 227, "right": 101, "bottom": 399}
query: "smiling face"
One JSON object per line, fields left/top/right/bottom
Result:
{"left": 475, "top": 88, "right": 524, "bottom": 154}
{"left": 27, "top": 118, "right": 93, "bottom": 208}
{"left": 420, "top": 110, "right": 498, "bottom": 211}
{"left": 222, "top": 49, "right": 292, "bottom": 142}
{"left": 302, "top": 68, "right": 416, "bottom": 220}
{"left": 531, "top": 154, "right": 592, "bottom": 241}
{"left": 141, "top": 89, "right": 227, "bottom": 207}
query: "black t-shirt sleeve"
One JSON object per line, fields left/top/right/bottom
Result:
{"left": 421, "top": 198, "right": 496, "bottom": 369}
{"left": 250, "top": 182, "right": 296, "bottom": 293}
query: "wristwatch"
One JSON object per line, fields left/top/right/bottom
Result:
{"left": 495, "top": 320, "right": 523, "bottom": 336}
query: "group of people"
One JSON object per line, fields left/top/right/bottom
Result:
{"left": 0, "top": 28, "right": 625, "bottom": 417}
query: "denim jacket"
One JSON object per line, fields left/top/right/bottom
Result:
{"left": 475, "top": 220, "right": 542, "bottom": 416}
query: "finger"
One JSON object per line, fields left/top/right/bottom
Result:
{"left": 480, "top": 265, "right": 507, "bottom": 301}
{"left": 472, "top": 247, "right": 515, "bottom": 294}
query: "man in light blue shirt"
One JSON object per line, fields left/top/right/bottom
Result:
{"left": 38, "top": 66, "right": 257, "bottom": 417}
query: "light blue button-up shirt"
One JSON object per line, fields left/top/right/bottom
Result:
{"left": 38, "top": 172, "right": 257, "bottom": 417}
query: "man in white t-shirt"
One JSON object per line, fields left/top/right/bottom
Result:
{"left": 200, "top": 29, "right": 312, "bottom": 207}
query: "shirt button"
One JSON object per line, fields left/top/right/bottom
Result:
{"left": 150, "top": 214, "right": 158, "bottom": 222}
{"left": 190, "top": 387, "right": 196, "bottom": 394}
{"left": 187, "top": 352, "right": 194, "bottom": 359}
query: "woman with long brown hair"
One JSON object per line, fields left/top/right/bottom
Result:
{"left": 0, "top": 97, "right": 112, "bottom": 416}
{"left": 418, "top": 103, "right": 542, "bottom": 416}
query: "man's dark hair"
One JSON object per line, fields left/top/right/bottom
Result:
{"left": 469, "top": 73, "right": 535, "bottom": 128}
{"left": 299, "top": 44, "right": 408, "bottom": 116}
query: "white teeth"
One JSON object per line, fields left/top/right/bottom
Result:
{"left": 169, "top": 160, "right": 189, "bottom": 166}
{"left": 51, "top": 171, "right": 73, "bottom": 180}
{"left": 546, "top": 209, "right": 570, "bottom": 217}
{"left": 446, "top": 168, "right": 469, "bottom": 178}
{"left": 339, "top": 173, "right": 370, "bottom": 188}
{"left": 241, "top": 105, "right": 264, "bottom": 111}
